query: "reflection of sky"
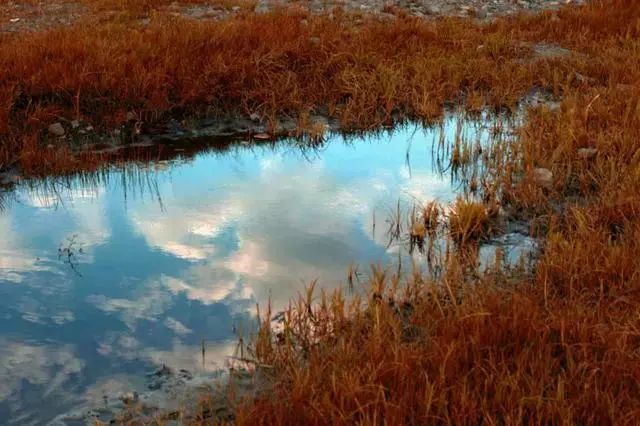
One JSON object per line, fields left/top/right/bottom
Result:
{"left": 0, "top": 118, "right": 497, "bottom": 423}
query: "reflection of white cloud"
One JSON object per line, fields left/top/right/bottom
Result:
{"left": 131, "top": 203, "right": 240, "bottom": 261}
{"left": 143, "top": 339, "right": 238, "bottom": 372}
{"left": 223, "top": 241, "right": 269, "bottom": 279}
{"left": 0, "top": 338, "right": 84, "bottom": 401}
{"left": 87, "top": 280, "right": 171, "bottom": 329}
{"left": 162, "top": 242, "right": 211, "bottom": 261}
{"left": 164, "top": 275, "right": 240, "bottom": 304}
{"left": 164, "top": 317, "right": 192, "bottom": 336}
{"left": 399, "top": 168, "right": 453, "bottom": 203}
{"left": 1, "top": 183, "right": 110, "bottom": 286}
{"left": 133, "top": 147, "right": 448, "bottom": 312}
{"left": 0, "top": 216, "right": 47, "bottom": 283}
{"left": 95, "top": 331, "right": 237, "bottom": 372}
{"left": 97, "top": 332, "right": 141, "bottom": 359}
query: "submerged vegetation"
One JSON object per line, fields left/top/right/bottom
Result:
{"left": 2, "top": 0, "right": 640, "bottom": 424}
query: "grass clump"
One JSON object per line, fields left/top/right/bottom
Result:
{"left": 448, "top": 197, "right": 492, "bottom": 245}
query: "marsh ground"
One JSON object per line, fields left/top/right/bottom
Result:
{"left": 1, "top": 0, "right": 640, "bottom": 424}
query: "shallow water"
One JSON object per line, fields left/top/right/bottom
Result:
{"left": 0, "top": 117, "right": 531, "bottom": 423}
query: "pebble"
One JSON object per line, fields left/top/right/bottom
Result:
{"left": 253, "top": 133, "right": 271, "bottom": 140}
{"left": 48, "top": 122, "right": 65, "bottom": 137}
{"left": 577, "top": 147, "right": 598, "bottom": 160}
{"left": 533, "top": 167, "right": 553, "bottom": 189}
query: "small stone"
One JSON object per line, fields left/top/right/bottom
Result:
{"left": 533, "top": 168, "right": 553, "bottom": 189}
{"left": 86, "top": 125, "right": 94, "bottom": 132}
{"left": 70, "top": 119, "right": 80, "bottom": 129}
{"left": 48, "top": 122, "right": 65, "bottom": 137}
{"left": 120, "top": 391, "right": 139, "bottom": 404}
{"left": 126, "top": 111, "right": 136, "bottom": 122}
{"left": 475, "top": 9, "right": 487, "bottom": 19}
{"left": 232, "top": 6, "right": 241, "bottom": 12}
{"left": 424, "top": 4, "right": 441, "bottom": 15}
{"left": 9, "top": 18, "right": 20, "bottom": 23}
{"left": 249, "top": 112, "right": 261, "bottom": 122}
{"left": 253, "top": 133, "right": 270, "bottom": 140}
{"left": 577, "top": 148, "right": 598, "bottom": 160}
{"left": 309, "top": 36, "right": 321, "bottom": 45}
{"left": 300, "top": 19, "right": 309, "bottom": 26}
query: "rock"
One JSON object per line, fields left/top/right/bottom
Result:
{"left": 150, "top": 364, "right": 173, "bottom": 377}
{"left": 577, "top": 147, "right": 598, "bottom": 159}
{"left": 300, "top": 19, "right": 309, "bottom": 26}
{"left": 70, "top": 119, "right": 80, "bottom": 129}
{"left": 0, "top": 171, "right": 21, "bottom": 185}
{"left": 232, "top": 6, "right": 241, "bottom": 12}
{"left": 48, "top": 122, "right": 65, "bottom": 137}
{"left": 120, "top": 391, "right": 139, "bottom": 404}
{"left": 249, "top": 112, "right": 261, "bottom": 122}
{"left": 253, "top": 133, "right": 270, "bottom": 140}
{"left": 533, "top": 167, "right": 553, "bottom": 189}
{"left": 425, "top": 4, "right": 441, "bottom": 15}
{"left": 475, "top": 9, "right": 487, "bottom": 19}
{"left": 309, "top": 36, "right": 321, "bottom": 45}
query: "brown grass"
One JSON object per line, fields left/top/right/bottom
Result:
{"left": 3, "top": 0, "right": 640, "bottom": 424}
{"left": 0, "top": 0, "right": 616, "bottom": 175}
{"left": 222, "top": 1, "right": 640, "bottom": 424}
{"left": 448, "top": 197, "right": 492, "bottom": 245}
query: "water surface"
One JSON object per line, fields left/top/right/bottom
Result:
{"left": 0, "top": 117, "right": 515, "bottom": 423}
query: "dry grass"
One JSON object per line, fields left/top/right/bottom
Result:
{"left": 448, "top": 197, "right": 492, "bottom": 245}
{"left": 3, "top": 0, "right": 640, "bottom": 424}
{"left": 0, "top": 0, "right": 614, "bottom": 175}
{"left": 219, "top": 1, "right": 640, "bottom": 424}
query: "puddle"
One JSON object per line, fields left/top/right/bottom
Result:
{"left": 0, "top": 115, "right": 528, "bottom": 423}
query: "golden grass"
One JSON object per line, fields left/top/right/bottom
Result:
{"left": 0, "top": 0, "right": 619, "bottom": 175}
{"left": 220, "top": 2, "right": 640, "bottom": 424}
{"left": 2, "top": 0, "right": 640, "bottom": 423}
{"left": 448, "top": 197, "right": 491, "bottom": 244}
